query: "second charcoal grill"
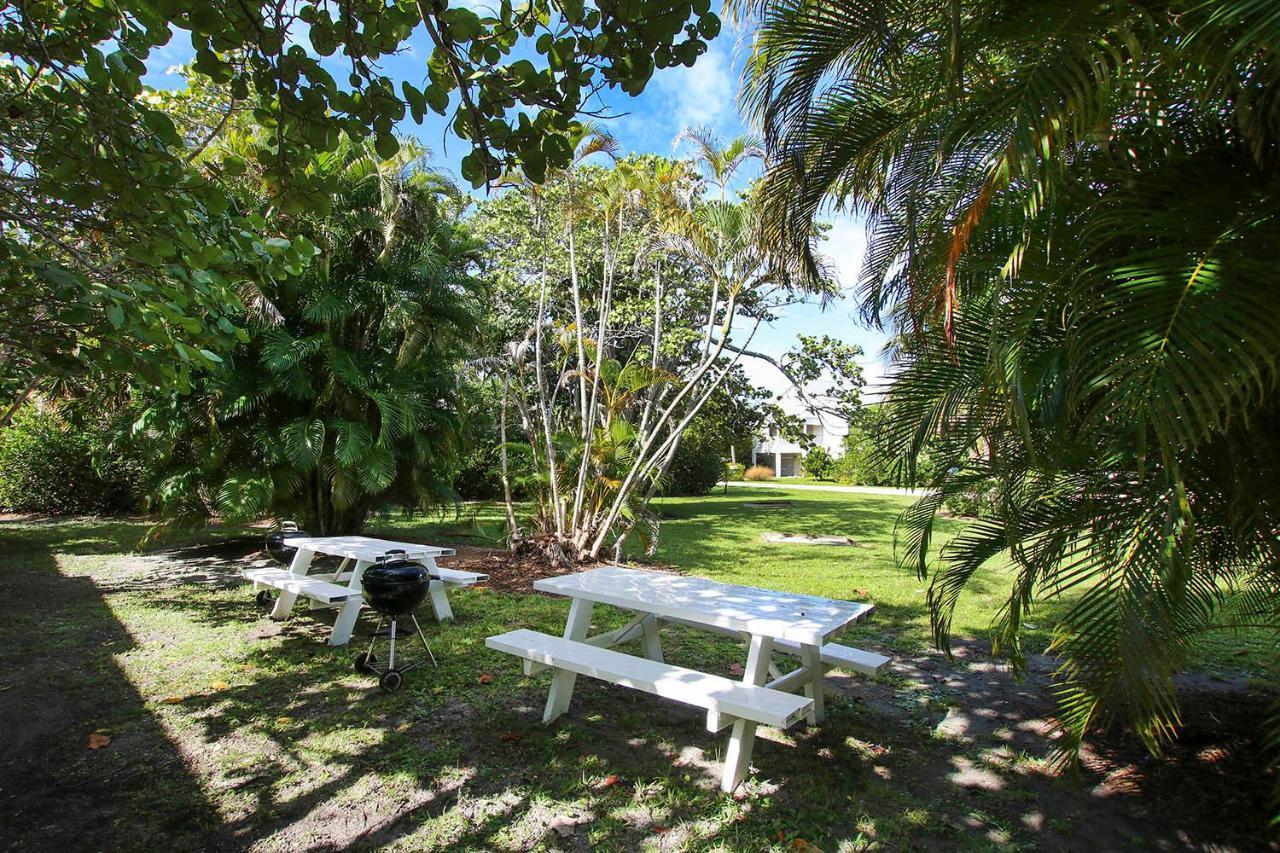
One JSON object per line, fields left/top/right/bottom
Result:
{"left": 354, "top": 550, "right": 437, "bottom": 692}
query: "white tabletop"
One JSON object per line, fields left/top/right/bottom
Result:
{"left": 283, "top": 535, "right": 456, "bottom": 562}
{"left": 534, "top": 566, "right": 873, "bottom": 645}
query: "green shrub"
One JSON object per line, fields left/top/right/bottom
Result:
{"left": 0, "top": 406, "right": 141, "bottom": 515}
{"left": 802, "top": 446, "right": 835, "bottom": 480}
{"left": 724, "top": 461, "right": 745, "bottom": 481}
{"left": 943, "top": 481, "right": 999, "bottom": 518}
{"left": 662, "top": 433, "right": 724, "bottom": 496}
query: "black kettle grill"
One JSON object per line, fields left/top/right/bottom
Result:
{"left": 265, "top": 520, "right": 310, "bottom": 565}
{"left": 354, "top": 550, "right": 437, "bottom": 692}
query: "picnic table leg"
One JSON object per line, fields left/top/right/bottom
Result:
{"left": 270, "top": 548, "right": 315, "bottom": 620}
{"left": 801, "top": 644, "right": 826, "bottom": 724}
{"left": 641, "top": 614, "right": 664, "bottom": 662}
{"left": 420, "top": 557, "right": 454, "bottom": 621}
{"left": 329, "top": 559, "right": 370, "bottom": 646}
{"left": 543, "top": 597, "right": 593, "bottom": 723}
{"left": 721, "top": 633, "right": 774, "bottom": 793}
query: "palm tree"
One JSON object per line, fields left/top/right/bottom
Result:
{"left": 733, "top": 0, "right": 1280, "bottom": 772}
{"left": 674, "top": 128, "right": 765, "bottom": 353}
{"left": 674, "top": 127, "right": 764, "bottom": 203}
{"left": 136, "top": 138, "right": 484, "bottom": 533}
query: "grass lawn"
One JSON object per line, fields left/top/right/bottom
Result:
{"left": 736, "top": 477, "right": 839, "bottom": 487}
{"left": 1, "top": 488, "right": 1274, "bottom": 850}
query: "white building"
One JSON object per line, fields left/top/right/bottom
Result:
{"left": 751, "top": 388, "right": 849, "bottom": 477}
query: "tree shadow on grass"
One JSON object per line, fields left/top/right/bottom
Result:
{"left": 0, "top": 527, "right": 228, "bottom": 850}
{"left": 4, "top": 519, "right": 1274, "bottom": 851}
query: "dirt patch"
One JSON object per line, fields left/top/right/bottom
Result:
{"left": 113, "top": 532, "right": 662, "bottom": 598}
{"left": 761, "top": 532, "right": 872, "bottom": 547}
{"left": 438, "top": 545, "right": 678, "bottom": 595}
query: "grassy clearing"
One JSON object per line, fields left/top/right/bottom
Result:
{"left": 1, "top": 490, "right": 1274, "bottom": 850}
{"left": 377, "top": 487, "right": 1276, "bottom": 681}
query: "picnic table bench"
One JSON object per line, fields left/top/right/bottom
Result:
{"left": 486, "top": 566, "right": 889, "bottom": 792}
{"left": 243, "top": 535, "right": 487, "bottom": 646}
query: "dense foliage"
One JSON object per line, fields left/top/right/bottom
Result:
{"left": 136, "top": 140, "right": 483, "bottom": 533}
{"left": 0, "top": 406, "right": 140, "bottom": 515}
{"left": 737, "top": 0, "right": 1280, "bottom": 771}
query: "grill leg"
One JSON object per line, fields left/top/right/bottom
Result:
{"left": 365, "top": 616, "right": 384, "bottom": 665}
{"left": 411, "top": 615, "right": 437, "bottom": 667}
{"left": 388, "top": 619, "right": 398, "bottom": 670}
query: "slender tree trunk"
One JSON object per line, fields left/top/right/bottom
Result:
{"left": 532, "top": 195, "right": 565, "bottom": 534}
{"left": 566, "top": 177, "right": 589, "bottom": 436}
{"left": 499, "top": 371, "right": 520, "bottom": 543}
{"left": 0, "top": 373, "right": 39, "bottom": 428}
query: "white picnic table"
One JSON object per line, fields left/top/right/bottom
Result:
{"left": 486, "top": 566, "right": 888, "bottom": 792}
{"left": 243, "top": 535, "right": 487, "bottom": 646}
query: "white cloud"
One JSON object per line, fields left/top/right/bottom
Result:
{"left": 651, "top": 40, "right": 737, "bottom": 134}
{"left": 821, "top": 213, "right": 868, "bottom": 292}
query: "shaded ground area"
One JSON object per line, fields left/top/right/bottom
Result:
{"left": 1, "top": 517, "right": 1275, "bottom": 851}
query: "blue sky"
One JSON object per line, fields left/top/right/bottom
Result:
{"left": 142, "top": 13, "right": 890, "bottom": 397}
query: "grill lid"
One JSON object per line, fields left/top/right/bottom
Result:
{"left": 265, "top": 521, "right": 309, "bottom": 565}
{"left": 361, "top": 550, "right": 431, "bottom": 616}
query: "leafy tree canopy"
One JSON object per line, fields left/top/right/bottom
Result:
{"left": 0, "top": 0, "right": 720, "bottom": 408}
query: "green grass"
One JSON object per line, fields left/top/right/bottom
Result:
{"left": 379, "top": 487, "right": 1278, "bottom": 680}
{"left": 1, "top": 490, "right": 1274, "bottom": 850}
{"left": 376, "top": 487, "right": 1056, "bottom": 656}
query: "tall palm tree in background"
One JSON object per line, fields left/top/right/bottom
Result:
{"left": 733, "top": 0, "right": 1280, "bottom": 774}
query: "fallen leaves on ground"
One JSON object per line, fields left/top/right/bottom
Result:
{"left": 160, "top": 696, "right": 184, "bottom": 705}
{"left": 87, "top": 732, "right": 111, "bottom": 750}
{"left": 593, "top": 774, "right": 620, "bottom": 790}
{"left": 478, "top": 673, "right": 494, "bottom": 684}
{"left": 499, "top": 731, "right": 523, "bottom": 743}
{"left": 210, "top": 681, "right": 229, "bottom": 690}
{"left": 729, "top": 663, "right": 745, "bottom": 676}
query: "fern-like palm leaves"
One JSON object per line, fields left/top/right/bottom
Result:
{"left": 735, "top": 0, "right": 1280, "bottom": 779}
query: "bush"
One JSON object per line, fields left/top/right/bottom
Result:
{"left": 724, "top": 461, "right": 745, "bottom": 481}
{"left": 0, "top": 406, "right": 141, "bottom": 515}
{"left": 743, "top": 464, "right": 774, "bottom": 481}
{"left": 802, "top": 446, "right": 835, "bottom": 480}
{"left": 943, "top": 481, "right": 1000, "bottom": 517}
{"left": 662, "top": 433, "right": 724, "bottom": 496}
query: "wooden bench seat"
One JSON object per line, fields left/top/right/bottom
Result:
{"left": 658, "top": 615, "right": 890, "bottom": 677}
{"left": 242, "top": 567, "right": 359, "bottom": 605}
{"left": 486, "top": 629, "right": 813, "bottom": 730}
{"left": 772, "top": 638, "right": 891, "bottom": 677}
{"left": 317, "top": 565, "right": 488, "bottom": 588}
{"left": 431, "top": 567, "right": 488, "bottom": 586}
